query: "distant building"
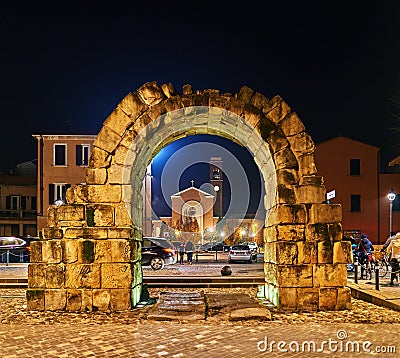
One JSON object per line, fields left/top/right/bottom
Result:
{"left": 314, "top": 136, "right": 400, "bottom": 244}
{"left": 33, "top": 134, "right": 96, "bottom": 232}
{"left": 0, "top": 171, "right": 37, "bottom": 237}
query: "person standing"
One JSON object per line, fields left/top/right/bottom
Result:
{"left": 381, "top": 232, "right": 399, "bottom": 261}
{"left": 178, "top": 242, "right": 185, "bottom": 265}
{"left": 185, "top": 240, "right": 195, "bottom": 264}
{"left": 384, "top": 233, "right": 400, "bottom": 286}
{"left": 355, "top": 233, "right": 374, "bottom": 265}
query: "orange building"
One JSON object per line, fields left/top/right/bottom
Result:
{"left": 33, "top": 134, "right": 96, "bottom": 232}
{"left": 315, "top": 136, "right": 400, "bottom": 244}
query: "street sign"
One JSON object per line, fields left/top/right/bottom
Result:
{"left": 327, "top": 190, "right": 336, "bottom": 200}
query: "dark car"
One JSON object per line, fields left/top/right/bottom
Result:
{"left": 141, "top": 237, "right": 177, "bottom": 270}
{"left": 0, "top": 236, "right": 39, "bottom": 263}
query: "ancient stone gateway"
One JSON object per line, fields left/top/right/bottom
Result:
{"left": 27, "top": 81, "right": 352, "bottom": 312}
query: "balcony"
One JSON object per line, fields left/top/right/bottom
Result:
{"left": 0, "top": 210, "right": 37, "bottom": 219}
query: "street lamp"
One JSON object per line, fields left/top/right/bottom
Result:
{"left": 388, "top": 189, "right": 396, "bottom": 235}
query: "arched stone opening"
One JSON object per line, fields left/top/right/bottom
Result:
{"left": 27, "top": 82, "right": 352, "bottom": 312}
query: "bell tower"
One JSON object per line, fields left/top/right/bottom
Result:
{"left": 209, "top": 156, "right": 223, "bottom": 217}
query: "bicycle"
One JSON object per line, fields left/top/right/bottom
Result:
{"left": 359, "top": 253, "right": 374, "bottom": 280}
{"left": 376, "top": 251, "right": 390, "bottom": 278}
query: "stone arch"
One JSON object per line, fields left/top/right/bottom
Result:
{"left": 27, "top": 82, "right": 352, "bottom": 312}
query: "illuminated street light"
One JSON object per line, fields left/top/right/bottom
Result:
{"left": 388, "top": 189, "right": 396, "bottom": 235}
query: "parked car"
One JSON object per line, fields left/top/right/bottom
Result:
{"left": 199, "top": 241, "right": 230, "bottom": 252}
{"left": 228, "top": 244, "right": 257, "bottom": 263}
{"left": 0, "top": 236, "right": 39, "bottom": 263}
{"left": 141, "top": 237, "right": 176, "bottom": 270}
{"left": 245, "top": 241, "right": 258, "bottom": 252}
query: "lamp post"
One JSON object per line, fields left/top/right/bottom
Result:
{"left": 388, "top": 189, "right": 396, "bottom": 235}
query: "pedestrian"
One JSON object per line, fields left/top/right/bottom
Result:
{"left": 381, "top": 232, "right": 398, "bottom": 261}
{"left": 178, "top": 242, "right": 185, "bottom": 265}
{"left": 185, "top": 240, "right": 195, "bottom": 264}
{"left": 384, "top": 232, "right": 400, "bottom": 286}
{"left": 355, "top": 233, "right": 374, "bottom": 266}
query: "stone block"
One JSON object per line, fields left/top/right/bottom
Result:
{"left": 47, "top": 206, "right": 57, "bottom": 227}
{"left": 57, "top": 205, "right": 85, "bottom": 221}
{"left": 317, "top": 240, "right": 334, "bottom": 264}
{"left": 93, "top": 125, "right": 122, "bottom": 154}
{"left": 308, "top": 204, "right": 342, "bottom": 224}
{"left": 28, "top": 263, "right": 46, "bottom": 288}
{"left": 82, "top": 289, "right": 93, "bottom": 312}
{"left": 277, "top": 264, "right": 313, "bottom": 287}
{"left": 103, "top": 106, "right": 133, "bottom": 137}
{"left": 276, "top": 242, "right": 298, "bottom": 265}
{"left": 108, "top": 227, "right": 133, "bottom": 239}
{"left": 273, "top": 147, "right": 298, "bottom": 170}
{"left": 266, "top": 204, "right": 307, "bottom": 226}
{"left": 45, "top": 289, "right": 66, "bottom": 311}
{"left": 297, "top": 241, "right": 317, "bottom": 264}
{"left": 114, "top": 203, "right": 133, "bottom": 227}
{"left": 295, "top": 184, "right": 326, "bottom": 204}
{"left": 297, "top": 288, "right": 319, "bottom": 311}
{"left": 101, "top": 263, "right": 132, "bottom": 289}
{"left": 298, "top": 154, "right": 317, "bottom": 176}
{"left": 42, "top": 227, "right": 63, "bottom": 239}
{"left": 66, "top": 289, "right": 82, "bottom": 311}
{"left": 85, "top": 168, "right": 107, "bottom": 185}
{"left": 287, "top": 132, "right": 315, "bottom": 155}
{"left": 111, "top": 289, "right": 132, "bottom": 311}
{"left": 118, "top": 91, "right": 147, "bottom": 120}
{"left": 299, "top": 175, "right": 324, "bottom": 186}
{"left": 65, "top": 264, "right": 101, "bottom": 289}
{"left": 79, "top": 240, "right": 95, "bottom": 264}
{"left": 88, "top": 184, "right": 122, "bottom": 203}
{"left": 30, "top": 241, "right": 43, "bottom": 263}
{"left": 95, "top": 240, "right": 112, "bottom": 262}
{"left": 46, "top": 264, "right": 65, "bottom": 288}
{"left": 313, "top": 263, "right": 348, "bottom": 287}
{"left": 64, "top": 227, "right": 108, "bottom": 240}
{"left": 26, "top": 289, "right": 45, "bottom": 311}
{"left": 137, "top": 81, "right": 164, "bottom": 106}
{"left": 62, "top": 239, "right": 78, "bottom": 263}
{"left": 263, "top": 242, "right": 276, "bottom": 263}
{"left": 265, "top": 99, "right": 291, "bottom": 125}
{"left": 88, "top": 204, "right": 114, "bottom": 227}
{"left": 318, "top": 287, "right": 337, "bottom": 311}
{"left": 93, "top": 289, "right": 111, "bottom": 311}
{"left": 336, "top": 287, "right": 352, "bottom": 310}
{"left": 276, "top": 224, "right": 305, "bottom": 241}
{"left": 89, "top": 147, "right": 111, "bottom": 169}
{"left": 111, "top": 239, "right": 131, "bottom": 262}
{"left": 333, "top": 241, "right": 353, "bottom": 264}
{"left": 65, "top": 184, "right": 89, "bottom": 204}
{"left": 279, "top": 112, "right": 305, "bottom": 137}
{"left": 277, "top": 287, "right": 298, "bottom": 310}
{"left": 276, "top": 169, "right": 299, "bottom": 185}
{"left": 43, "top": 240, "right": 62, "bottom": 264}
{"left": 268, "top": 129, "right": 289, "bottom": 154}
{"left": 277, "top": 184, "right": 296, "bottom": 204}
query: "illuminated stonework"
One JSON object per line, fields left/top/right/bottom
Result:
{"left": 27, "top": 81, "right": 352, "bottom": 312}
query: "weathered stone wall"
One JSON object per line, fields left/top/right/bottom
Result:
{"left": 27, "top": 81, "right": 352, "bottom": 312}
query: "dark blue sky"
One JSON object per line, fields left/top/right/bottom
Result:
{"left": 1, "top": 2, "right": 400, "bottom": 171}
{"left": 151, "top": 134, "right": 263, "bottom": 217}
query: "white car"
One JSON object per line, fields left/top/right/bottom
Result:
{"left": 246, "top": 242, "right": 258, "bottom": 252}
{"left": 228, "top": 244, "right": 257, "bottom": 263}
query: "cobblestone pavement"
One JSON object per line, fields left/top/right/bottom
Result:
{"left": 1, "top": 263, "right": 400, "bottom": 356}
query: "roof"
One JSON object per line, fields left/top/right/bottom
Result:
{"left": 171, "top": 186, "right": 214, "bottom": 198}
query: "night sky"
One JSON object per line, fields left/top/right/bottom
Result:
{"left": 1, "top": 2, "right": 399, "bottom": 173}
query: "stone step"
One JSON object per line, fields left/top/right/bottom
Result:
{"left": 143, "top": 275, "right": 264, "bottom": 288}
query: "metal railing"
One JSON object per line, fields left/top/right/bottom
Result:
{"left": 0, "top": 250, "right": 29, "bottom": 265}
